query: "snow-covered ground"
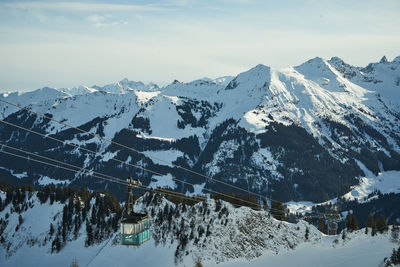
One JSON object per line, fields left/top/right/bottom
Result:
{"left": 149, "top": 173, "right": 177, "bottom": 189}
{"left": 37, "top": 175, "right": 70, "bottom": 186}
{"left": 286, "top": 201, "right": 315, "bottom": 214}
{"left": 286, "top": 168, "right": 400, "bottom": 214}
{"left": 2, "top": 232, "right": 397, "bottom": 267}
{"left": 2, "top": 237, "right": 177, "bottom": 267}
{"left": 143, "top": 149, "right": 184, "bottom": 166}
{"left": 1, "top": 224, "right": 398, "bottom": 267}
{"left": 212, "top": 231, "right": 397, "bottom": 267}
{"left": 343, "top": 162, "right": 400, "bottom": 202}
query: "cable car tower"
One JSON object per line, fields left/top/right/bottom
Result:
{"left": 120, "top": 178, "right": 150, "bottom": 246}
{"left": 324, "top": 213, "right": 341, "bottom": 235}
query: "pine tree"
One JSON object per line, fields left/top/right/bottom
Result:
{"left": 375, "top": 216, "right": 388, "bottom": 233}
{"left": 198, "top": 225, "right": 205, "bottom": 237}
{"left": 345, "top": 213, "right": 359, "bottom": 231}
{"left": 90, "top": 206, "right": 96, "bottom": 225}
{"left": 365, "top": 212, "right": 374, "bottom": 227}
{"left": 49, "top": 223, "right": 54, "bottom": 236}
{"left": 85, "top": 221, "right": 93, "bottom": 246}
{"left": 74, "top": 215, "right": 81, "bottom": 239}
{"left": 365, "top": 212, "right": 375, "bottom": 234}
{"left": 62, "top": 225, "right": 67, "bottom": 242}
{"left": 52, "top": 236, "right": 61, "bottom": 252}
{"left": 206, "top": 225, "right": 211, "bottom": 237}
{"left": 18, "top": 214, "right": 23, "bottom": 225}
{"left": 271, "top": 200, "right": 286, "bottom": 221}
{"left": 50, "top": 192, "right": 55, "bottom": 205}
{"left": 318, "top": 218, "right": 325, "bottom": 234}
{"left": 194, "top": 258, "right": 203, "bottom": 267}
{"left": 305, "top": 227, "right": 310, "bottom": 240}
{"left": 390, "top": 247, "right": 400, "bottom": 265}
{"left": 371, "top": 226, "right": 377, "bottom": 236}
{"left": 215, "top": 200, "right": 222, "bottom": 212}
{"left": 190, "top": 219, "right": 195, "bottom": 230}
{"left": 70, "top": 258, "right": 79, "bottom": 267}
{"left": 391, "top": 224, "right": 399, "bottom": 241}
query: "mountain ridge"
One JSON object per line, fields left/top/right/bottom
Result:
{"left": 0, "top": 55, "right": 399, "bottom": 203}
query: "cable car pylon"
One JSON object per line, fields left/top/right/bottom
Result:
{"left": 120, "top": 178, "right": 150, "bottom": 246}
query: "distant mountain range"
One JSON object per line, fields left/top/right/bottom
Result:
{"left": 0, "top": 55, "right": 399, "bottom": 202}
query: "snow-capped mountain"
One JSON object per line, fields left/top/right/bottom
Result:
{"left": 0, "top": 56, "right": 399, "bottom": 202}
{"left": 58, "top": 85, "right": 98, "bottom": 96}
{"left": 329, "top": 56, "right": 400, "bottom": 110}
{"left": 92, "top": 78, "right": 160, "bottom": 94}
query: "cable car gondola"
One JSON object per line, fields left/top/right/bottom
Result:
{"left": 120, "top": 178, "right": 150, "bottom": 246}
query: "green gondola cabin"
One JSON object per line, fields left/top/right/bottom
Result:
{"left": 120, "top": 177, "right": 151, "bottom": 246}
{"left": 120, "top": 212, "right": 150, "bottom": 245}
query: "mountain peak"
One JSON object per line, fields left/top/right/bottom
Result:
{"left": 296, "top": 57, "right": 332, "bottom": 71}
{"left": 393, "top": 55, "right": 400, "bottom": 63}
{"left": 252, "top": 64, "right": 270, "bottom": 72}
{"left": 295, "top": 56, "right": 336, "bottom": 78}
{"left": 224, "top": 64, "right": 270, "bottom": 91}
{"left": 329, "top": 56, "right": 345, "bottom": 65}
{"left": 118, "top": 78, "right": 145, "bottom": 88}
{"left": 213, "top": 76, "right": 234, "bottom": 86}
{"left": 146, "top": 82, "right": 159, "bottom": 90}
{"left": 91, "top": 79, "right": 158, "bottom": 94}
{"left": 379, "top": 55, "right": 388, "bottom": 63}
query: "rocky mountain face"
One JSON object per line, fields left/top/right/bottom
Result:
{"left": 0, "top": 56, "right": 399, "bottom": 202}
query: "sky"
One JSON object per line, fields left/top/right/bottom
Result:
{"left": 0, "top": 0, "right": 399, "bottom": 92}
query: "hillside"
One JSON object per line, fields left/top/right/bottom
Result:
{"left": 1, "top": 186, "right": 398, "bottom": 267}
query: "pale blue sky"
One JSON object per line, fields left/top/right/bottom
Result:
{"left": 0, "top": 0, "right": 399, "bottom": 92}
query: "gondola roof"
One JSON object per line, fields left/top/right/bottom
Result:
{"left": 121, "top": 212, "right": 148, "bottom": 224}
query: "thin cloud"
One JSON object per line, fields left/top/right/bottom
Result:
{"left": 30, "top": 10, "right": 48, "bottom": 23}
{"left": 86, "top": 14, "right": 127, "bottom": 28}
{"left": 2, "top": 1, "right": 164, "bottom": 12}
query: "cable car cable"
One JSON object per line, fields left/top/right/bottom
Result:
{"left": 0, "top": 147, "right": 204, "bottom": 204}
{"left": 0, "top": 145, "right": 319, "bottom": 218}
{"left": 0, "top": 148, "right": 127, "bottom": 186}
{"left": 0, "top": 143, "right": 263, "bottom": 210}
{"left": 0, "top": 99, "right": 276, "bottom": 203}
{"left": 0, "top": 119, "right": 264, "bottom": 209}
{"left": 0, "top": 137, "right": 321, "bottom": 217}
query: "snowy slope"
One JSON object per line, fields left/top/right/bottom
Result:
{"left": 213, "top": 231, "right": 397, "bottom": 267}
{"left": 0, "top": 87, "right": 68, "bottom": 118}
{"left": 1, "top": 190, "right": 398, "bottom": 267}
{"left": 329, "top": 56, "right": 400, "bottom": 110}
